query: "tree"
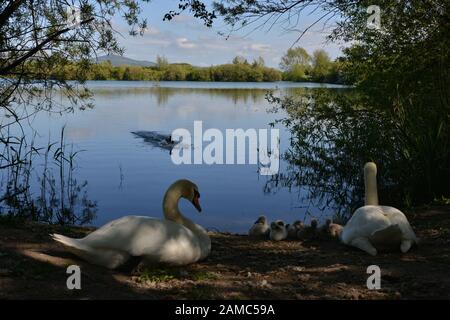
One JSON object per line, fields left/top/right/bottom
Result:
{"left": 213, "top": 0, "right": 344, "bottom": 43}
{"left": 311, "top": 49, "right": 333, "bottom": 82}
{"left": 279, "top": 47, "right": 311, "bottom": 81}
{"left": 0, "top": 1, "right": 150, "bottom": 202}
{"left": 232, "top": 56, "right": 248, "bottom": 65}
{"left": 163, "top": 65, "right": 188, "bottom": 81}
{"left": 280, "top": 47, "right": 311, "bottom": 71}
{"left": 0, "top": 0, "right": 216, "bottom": 221}
{"left": 156, "top": 55, "right": 169, "bottom": 70}
{"left": 211, "top": 0, "right": 450, "bottom": 205}
{"left": 262, "top": 68, "right": 282, "bottom": 82}
{"left": 252, "top": 56, "right": 265, "bottom": 68}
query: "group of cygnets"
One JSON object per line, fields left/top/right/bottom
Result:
{"left": 249, "top": 216, "right": 339, "bottom": 241}
{"left": 248, "top": 162, "right": 418, "bottom": 256}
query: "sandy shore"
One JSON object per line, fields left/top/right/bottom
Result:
{"left": 1, "top": 206, "right": 449, "bottom": 299}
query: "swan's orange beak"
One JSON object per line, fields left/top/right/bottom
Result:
{"left": 192, "top": 195, "right": 202, "bottom": 212}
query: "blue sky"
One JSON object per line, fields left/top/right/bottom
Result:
{"left": 112, "top": 0, "right": 345, "bottom": 68}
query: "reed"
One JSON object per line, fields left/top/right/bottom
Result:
{"left": 0, "top": 127, "right": 97, "bottom": 225}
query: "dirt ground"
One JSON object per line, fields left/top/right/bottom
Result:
{"left": 1, "top": 206, "right": 449, "bottom": 300}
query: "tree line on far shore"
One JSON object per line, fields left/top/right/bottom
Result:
{"left": 28, "top": 48, "right": 345, "bottom": 84}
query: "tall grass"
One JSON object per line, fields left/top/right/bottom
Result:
{"left": 0, "top": 126, "right": 97, "bottom": 225}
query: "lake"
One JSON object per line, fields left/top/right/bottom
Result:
{"left": 9, "top": 81, "right": 349, "bottom": 233}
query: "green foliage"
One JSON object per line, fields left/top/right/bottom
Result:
{"left": 252, "top": 56, "right": 265, "bottom": 68}
{"left": 266, "top": 88, "right": 427, "bottom": 217}
{"left": 37, "top": 57, "right": 283, "bottom": 82}
{"left": 232, "top": 56, "right": 249, "bottom": 65}
{"left": 280, "top": 47, "right": 311, "bottom": 72}
{"left": 156, "top": 55, "right": 169, "bottom": 70}
{"left": 310, "top": 50, "right": 333, "bottom": 82}
{"left": 187, "top": 68, "right": 212, "bottom": 81}
{"left": 333, "top": 0, "right": 450, "bottom": 204}
{"left": 280, "top": 47, "right": 342, "bottom": 83}
{"left": 215, "top": 0, "right": 449, "bottom": 206}
{"left": 262, "top": 67, "right": 282, "bottom": 82}
{"left": 283, "top": 64, "right": 309, "bottom": 82}
{"left": 163, "top": 64, "right": 190, "bottom": 81}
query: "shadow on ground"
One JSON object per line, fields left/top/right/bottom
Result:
{"left": 0, "top": 206, "right": 449, "bottom": 299}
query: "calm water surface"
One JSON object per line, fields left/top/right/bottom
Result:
{"left": 24, "top": 81, "right": 346, "bottom": 233}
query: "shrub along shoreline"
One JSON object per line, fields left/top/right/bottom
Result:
{"left": 25, "top": 55, "right": 345, "bottom": 84}
{"left": 42, "top": 60, "right": 284, "bottom": 82}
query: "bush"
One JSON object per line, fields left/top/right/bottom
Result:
{"left": 40, "top": 60, "right": 283, "bottom": 82}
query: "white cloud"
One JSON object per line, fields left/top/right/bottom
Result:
{"left": 249, "top": 43, "right": 272, "bottom": 53}
{"left": 112, "top": 5, "right": 343, "bottom": 67}
{"left": 176, "top": 37, "right": 197, "bottom": 49}
{"left": 118, "top": 16, "right": 342, "bottom": 67}
{"left": 144, "top": 27, "right": 161, "bottom": 35}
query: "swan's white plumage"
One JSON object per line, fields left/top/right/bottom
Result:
{"left": 341, "top": 205, "right": 417, "bottom": 250}
{"left": 51, "top": 180, "right": 210, "bottom": 268}
{"left": 340, "top": 163, "right": 417, "bottom": 255}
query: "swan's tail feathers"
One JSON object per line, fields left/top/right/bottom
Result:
{"left": 51, "top": 233, "right": 130, "bottom": 269}
{"left": 52, "top": 233, "right": 81, "bottom": 248}
{"left": 51, "top": 233, "right": 92, "bottom": 255}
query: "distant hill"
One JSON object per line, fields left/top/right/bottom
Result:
{"left": 94, "top": 54, "right": 155, "bottom": 67}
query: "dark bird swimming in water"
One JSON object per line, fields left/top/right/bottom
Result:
{"left": 131, "top": 131, "right": 175, "bottom": 152}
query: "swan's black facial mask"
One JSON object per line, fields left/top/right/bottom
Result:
{"left": 192, "top": 190, "right": 201, "bottom": 212}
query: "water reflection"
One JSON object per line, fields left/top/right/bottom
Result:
{"left": 0, "top": 129, "right": 97, "bottom": 224}
{"left": 91, "top": 87, "right": 269, "bottom": 106}
{"left": 2, "top": 81, "right": 351, "bottom": 232}
{"left": 265, "top": 88, "right": 405, "bottom": 220}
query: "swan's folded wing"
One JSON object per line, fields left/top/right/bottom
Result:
{"left": 341, "top": 206, "right": 391, "bottom": 244}
{"left": 79, "top": 215, "right": 207, "bottom": 264}
{"left": 131, "top": 221, "right": 206, "bottom": 264}
{"left": 81, "top": 216, "right": 157, "bottom": 251}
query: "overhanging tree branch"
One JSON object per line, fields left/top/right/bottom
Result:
{"left": 0, "top": 17, "right": 94, "bottom": 75}
{"left": 0, "top": 0, "right": 26, "bottom": 28}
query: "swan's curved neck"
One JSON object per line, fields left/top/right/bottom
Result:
{"left": 162, "top": 185, "right": 205, "bottom": 236}
{"left": 364, "top": 162, "right": 379, "bottom": 206}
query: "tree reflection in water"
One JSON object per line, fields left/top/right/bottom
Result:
{"left": 265, "top": 88, "right": 412, "bottom": 221}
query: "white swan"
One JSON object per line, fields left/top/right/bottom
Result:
{"left": 334, "top": 162, "right": 418, "bottom": 256}
{"left": 269, "top": 220, "right": 288, "bottom": 241}
{"left": 248, "top": 215, "right": 270, "bottom": 238}
{"left": 51, "top": 179, "right": 211, "bottom": 269}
